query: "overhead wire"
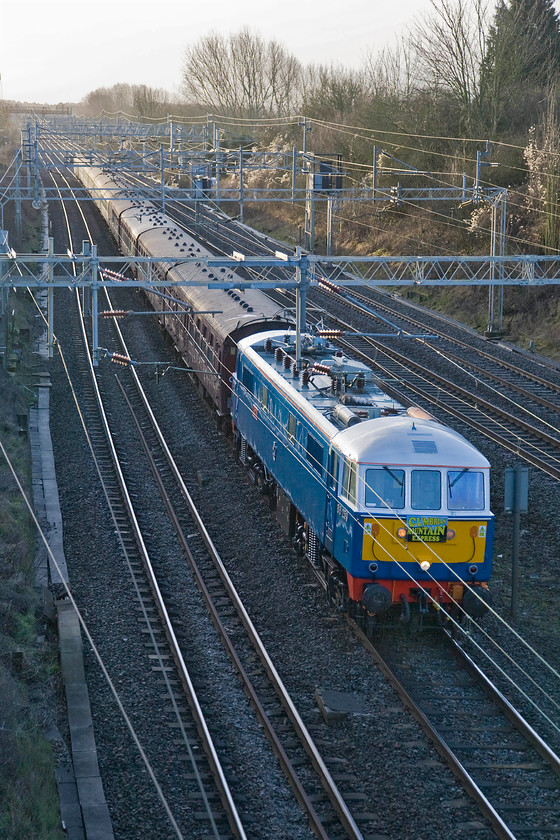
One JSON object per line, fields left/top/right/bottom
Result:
{"left": 16, "top": 164, "right": 203, "bottom": 838}
{"left": 1, "top": 286, "right": 188, "bottom": 840}
{"left": 141, "top": 279, "right": 560, "bottom": 725}
{"left": 136, "top": 192, "right": 560, "bottom": 713}
{"left": 30, "top": 123, "right": 560, "bottom": 736}
{"left": 208, "top": 333, "right": 560, "bottom": 729}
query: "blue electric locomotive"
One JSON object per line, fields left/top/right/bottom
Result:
{"left": 232, "top": 329, "right": 493, "bottom": 622}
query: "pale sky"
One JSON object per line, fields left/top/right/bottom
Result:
{"left": 0, "top": 0, "right": 435, "bottom": 105}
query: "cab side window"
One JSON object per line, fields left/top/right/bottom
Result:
{"left": 242, "top": 366, "right": 254, "bottom": 394}
{"left": 341, "top": 459, "right": 357, "bottom": 505}
{"left": 327, "top": 449, "right": 339, "bottom": 491}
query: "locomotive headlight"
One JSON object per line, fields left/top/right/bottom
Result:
{"left": 446, "top": 528, "right": 456, "bottom": 540}
{"left": 469, "top": 564, "right": 479, "bottom": 575}
{"left": 420, "top": 560, "right": 431, "bottom": 571}
{"left": 396, "top": 527, "right": 407, "bottom": 539}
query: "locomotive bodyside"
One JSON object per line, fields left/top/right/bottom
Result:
{"left": 232, "top": 330, "right": 493, "bottom": 620}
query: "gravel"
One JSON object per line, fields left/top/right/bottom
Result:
{"left": 45, "top": 203, "right": 560, "bottom": 839}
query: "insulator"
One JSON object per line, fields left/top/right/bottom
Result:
{"left": 283, "top": 354, "right": 292, "bottom": 369}
{"left": 292, "top": 362, "right": 299, "bottom": 379}
{"left": 312, "top": 363, "right": 331, "bottom": 375}
{"left": 318, "top": 276, "right": 342, "bottom": 294}
{"left": 275, "top": 347, "right": 283, "bottom": 363}
{"left": 302, "top": 368, "right": 310, "bottom": 386}
{"left": 331, "top": 375, "right": 343, "bottom": 394}
{"left": 265, "top": 338, "right": 272, "bottom": 352}
{"left": 101, "top": 310, "right": 128, "bottom": 318}
{"left": 110, "top": 353, "right": 132, "bottom": 366}
{"left": 318, "top": 329, "right": 344, "bottom": 338}
{"left": 101, "top": 268, "right": 127, "bottom": 281}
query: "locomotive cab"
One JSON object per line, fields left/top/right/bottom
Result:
{"left": 332, "top": 415, "right": 493, "bottom": 621}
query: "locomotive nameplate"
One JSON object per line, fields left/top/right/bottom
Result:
{"left": 406, "top": 515, "right": 447, "bottom": 542}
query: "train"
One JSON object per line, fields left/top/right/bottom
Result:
{"left": 76, "top": 162, "right": 494, "bottom": 626}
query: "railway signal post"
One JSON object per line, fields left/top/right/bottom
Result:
{"left": 504, "top": 465, "right": 529, "bottom": 619}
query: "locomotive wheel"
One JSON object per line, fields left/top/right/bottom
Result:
{"left": 327, "top": 570, "right": 348, "bottom": 612}
{"left": 399, "top": 593, "right": 411, "bottom": 625}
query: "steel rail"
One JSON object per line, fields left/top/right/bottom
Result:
{"left": 349, "top": 621, "right": 539, "bottom": 840}
{"left": 107, "top": 294, "right": 365, "bottom": 840}
{"left": 448, "top": 632, "right": 560, "bottom": 778}
{"left": 337, "top": 333, "right": 560, "bottom": 479}
{"left": 268, "top": 285, "right": 560, "bottom": 479}
{"left": 339, "top": 285, "right": 560, "bottom": 398}
{"left": 74, "top": 296, "right": 246, "bottom": 840}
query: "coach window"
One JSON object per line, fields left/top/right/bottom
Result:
{"left": 341, "top": 458, "right": 357, "bottom": 506}
{"left": 411, "top": 469, "right": 441, "bottom": 511}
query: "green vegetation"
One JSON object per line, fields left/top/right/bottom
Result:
{"left": 0, "top": 706, "right": 64, "bottom": 840}
{"left": 0, "top": 224, "right": 65, "bottom": 838}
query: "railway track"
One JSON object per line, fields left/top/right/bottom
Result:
{"left": 41, "top": 154, "right": 557, "bottom": 838}
{"left": 362, "top": 627, "right": 560, "bottom": 840}
{"left": 321, "top": 284, "right": 560, "bottom": 414}
{"left": 42, "top": 163, "right": 248, "bottom": 837}
{"left": 140, "top": 190, "right": 560, "bottom": 481}
{"left": 103, "top": 296, "right": 366, "bottom": 840}
{"left": 74, "top": 289, "right": 248, "bottom": 839}
{"left": 42, "top": 159, "right": 376, "bottom": 838}
{"left": 264, "top": 285, "right": 560, "bottom": 480}
{"left": 121, "top": 184, "right": 560, "bottom": 460}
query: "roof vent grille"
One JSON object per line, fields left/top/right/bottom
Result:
{"left": 412, "top": 439, "right": 438, "bottom": 454}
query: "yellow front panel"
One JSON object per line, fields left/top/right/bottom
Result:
{"left": 362, "top": 518, "right": 487, "bottom": 565}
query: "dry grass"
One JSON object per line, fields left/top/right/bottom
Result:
{"left": 241, "top": 193, "right": 560, "bottom": 360}
{"left": 0, "top": 286, "right": 65, "bottom": 838}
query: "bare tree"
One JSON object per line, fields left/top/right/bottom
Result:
{"left": 409, "top": 0, "right": 490, "bottom": 133}
{"left": 79, "top": 83, "right": 170, "bottom": 119}
{"left": 302, "top": 63, "right": 369, "bottom": 121}
{"left": 181, "top": 28, "right": 302, "bottom": 117}
{"left": 363, "top": 40, "right": 416, "bottom": 102}
{"left": 131, "top": 85, "right": 170, "bottom": 119}
{"left": 80, "top": 84, "right": 134, "bottom": 116}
